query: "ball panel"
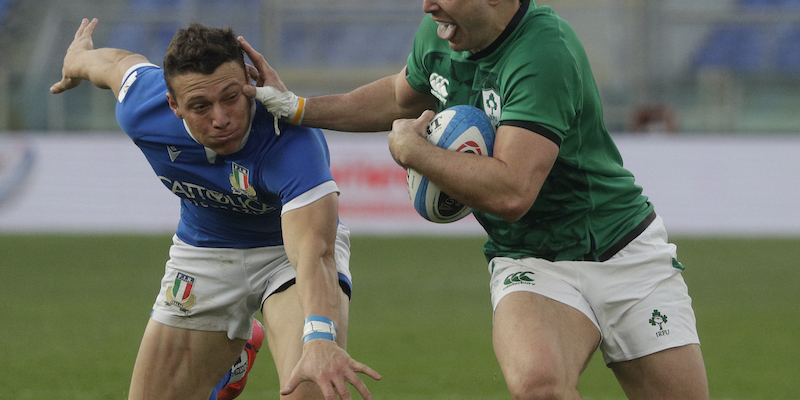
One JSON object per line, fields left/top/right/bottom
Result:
{"left": 407, "top": 105, "right": 496, "bottom": 224}
{"left": 430, "top": 190, "right": 472, "bottom": 222}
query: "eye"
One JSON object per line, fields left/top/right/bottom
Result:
{"left": 190, "top": 103, "right": 209, "bottom": 112}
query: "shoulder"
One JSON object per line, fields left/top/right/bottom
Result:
{"left": 117, "top": 63, "right": 163, "bottom": 101}
{"left": 500, "top": 10, "right": 582, "bottom": 81}
{"left": 249, "top": 109, "right": 329, "bottom": 157}
{"left": 277, "top": 124, "right": 329, "bottom": 154}
{"left": 115, "top": 64, "right": 177, "bottom": 139}
{"left": 516, "top": 5, "right": 582, "bottom": 58}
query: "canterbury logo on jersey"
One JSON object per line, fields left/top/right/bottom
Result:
{"left": 429, "top": 73, "right": 449, "bottom": 104}
{"left": 504, "top": 271, "right": 535, "bottom": 285}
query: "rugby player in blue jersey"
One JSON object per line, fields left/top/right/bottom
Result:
{"left": 51, "top": 18, "right": 380, "bottom": 400}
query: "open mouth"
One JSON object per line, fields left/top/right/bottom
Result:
{"left": 436, "top": 21, "right": 457, "bottom": 41}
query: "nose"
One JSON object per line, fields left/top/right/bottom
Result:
{"left": 422, "top": 0, "right": 439, "bottom": 13}
{"left": 211, "top": 104, "right": 230, "bottom": 129}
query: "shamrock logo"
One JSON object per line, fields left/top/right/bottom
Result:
{"left": 649, "top": 310, "right": 668, "bottom": 330}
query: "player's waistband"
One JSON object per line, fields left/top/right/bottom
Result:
{"left": 579, "top": 210, "right": 657, "bottom": 262}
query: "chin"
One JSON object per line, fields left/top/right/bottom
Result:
{"left": 447, "top": 40, "right": 470, "bottom": 52}
{"left": 215, "top": 143, "right": 241, "bottom": 155}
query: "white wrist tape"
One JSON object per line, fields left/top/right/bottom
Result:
{"left": 302, "top": 316, "right": 337, "bottom": 343}
{"left": 254, "top": 86, "right": 305, "bottom": 134}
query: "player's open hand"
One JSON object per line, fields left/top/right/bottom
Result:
{"left": 50, "top": 18, "right": 98, "bottom": 94}
{"left": 281, "top": 339, "right": 382, "bottom": 400}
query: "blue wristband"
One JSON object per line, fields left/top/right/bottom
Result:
{"left": 302, "top": 316, "right": 337, "bottom": 343}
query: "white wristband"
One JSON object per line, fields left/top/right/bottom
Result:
{"left": 302, "top": 316, "right": 337, "bottom": 343}
{"left": 253, "top": 86, "right": 305, "bottom": 134}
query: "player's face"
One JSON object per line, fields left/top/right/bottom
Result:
{"left": 423, "top": 0, "right": 500, "bottom": 53}
{"left": 167, "top": 61, "right": 252, "bottom": 155}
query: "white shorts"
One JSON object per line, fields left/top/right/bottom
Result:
{"left": 489, "top": 215, "right": 699, "bottom": 364}
{"left": 151, "top": 225, "right": 353, "bottom": 340}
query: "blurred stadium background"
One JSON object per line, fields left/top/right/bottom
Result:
{"left": 1, "top": 0, "right": 799, "bottom": 399}
{"left": 2, "top": 0, "right": 800, "bottom": 132}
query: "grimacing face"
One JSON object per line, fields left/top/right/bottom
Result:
{"left": 166, "top": 60, "right": 252, "bottom": 155}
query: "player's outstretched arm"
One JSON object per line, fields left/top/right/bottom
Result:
{"left": 281, "top": 193, "right": 382, "bottom": 399}
{"left": 238, "top": 35, "right": 434, "bottom": 133}
{"left": 50, "top": 18, "right": 149, "bottom": 99}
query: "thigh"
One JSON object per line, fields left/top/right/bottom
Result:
{"left": 261, "top": 285, "right": 350, "bottom": 399}
{"left": 129, "top": 319, "right": 246, "bottom": 400}
{"left": 493, "top": 291, "right": 600, "bottom": 398}
{"left": 610, "top": 344, "right": 709, "bottom": 400}
{"left": 152, "top": 235, "right": 286, "bottom": 340}
{"left": 586, "top": 218, "right": 701, "bottom": 364}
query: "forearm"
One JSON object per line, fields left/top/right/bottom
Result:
{"left": 77, "top": 48, "right": 130, "bottom": 87}
{"left": 282, "top": 194, "right": 343, "bottom": 325}
{"left": 69, "top": 49, "right": 138, "bottom": 89}
{"left": 396, "top": 123, "right": 559, "bottom": 222}
{"left": 412, "top": 145, "right": 537, "bottom": 220}
{"left": 294, "top": 252, "right": 341, "bottom": 324}
{"left": 303, "top": 75, "right": 430, "bottom": 132}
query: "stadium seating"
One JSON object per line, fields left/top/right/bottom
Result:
{"left": 104, "top": 0, "right": 417, "bottom": 68}
{"left": 0, "top": 0, "right": 17, "bottom": 29}
{"left": 279, "top": 11, "right": 417, "bottom": 67}
{"left": 694, "top": 0, "right": 800, "bottom": 73}
{"left": 104, "top": 0, "right": 264, "bottom": 65}
{"left": 775, "top": 25, "right": 800, "bottom": 71}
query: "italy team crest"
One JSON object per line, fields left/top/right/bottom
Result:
{"left": 230, "top": 162, "right": 257, "bottom": 198}
{"left": 165, "top": 272, "right": 197, "bottom": 314}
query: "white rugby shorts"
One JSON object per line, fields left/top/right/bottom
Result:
{"left": 489, "top": 215, "right": 700, "bottom": 364}
{"left": 151, "top": 225, "right": 353, "bottom": 340}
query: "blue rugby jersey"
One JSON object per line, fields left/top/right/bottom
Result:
{"left": 115, "top": 64, "right": 338, "bottom": 248}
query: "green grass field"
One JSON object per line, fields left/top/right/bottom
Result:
{"left": 1, "top": 234, "right": 798, "bottom": 399}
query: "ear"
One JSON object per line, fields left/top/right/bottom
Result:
{"left": 166, "top": 92, "right": 184, "bottom": 119}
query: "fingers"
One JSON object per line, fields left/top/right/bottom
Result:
{"left": 73, "top": 18, "right": 89, "bottom": 40}
{"left": 245, "top": 64, "right": 263, "bottom": 86}
{"left": 237, "top": 35, "right": 287, "bottom": 92}
{"left": 52, "top": 18, "right": 97, "bottom": 95}
{"left": 71, "top": 18, "right": 98, "bottom": 49}
{"left": 241, "top": 83, "right": 256, "bottom": 99}
{"left": 344, "top": 372, "right": 374, "bottom": 400}
{"left": 327, "top": 378, "right": 351, "bottom": 400}
{"left": 76, "top": 18, "right": 98, "bottom": 41}
{"left": 237, "top": 35, "right": 260, "bottom": 60}
{"left": 415, "top": 109, "right": 436, "bottom": 135}
{"left": 352, "top": 360, "right": 383, "bottom": 381}
{"left": 50, "top": 78, "right": 76, "bottom": 94}
{"left": 279, "top": 370, "right": 303, "bottom": 396}
{"left": 279, "top": 356, "right": 381, "bottom": 400}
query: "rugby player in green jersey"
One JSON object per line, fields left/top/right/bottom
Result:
{"left": 243, "top": 1, "right": 709, "bottom": 398}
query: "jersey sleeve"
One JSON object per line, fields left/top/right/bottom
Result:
{"left": 498, "top": 38, "right": 581, "bottom": 145}
{"left": 115, "top": 64, "right": 172, "bottom": 141}
{"left": 257, "top": 124, "right": 338, "bottom": 215}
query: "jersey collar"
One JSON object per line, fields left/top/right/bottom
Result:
{"left": 467, "top": 0, "right": 529, "bottom": 61}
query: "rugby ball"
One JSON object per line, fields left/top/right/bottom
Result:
{"left": 407, "top": 105, "right": 495, "bottom": 223}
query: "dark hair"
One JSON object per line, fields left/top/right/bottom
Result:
{"left": 163, "top": 23, "right": 246, "bottom": 97}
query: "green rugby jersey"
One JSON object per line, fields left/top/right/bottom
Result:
{"left": 405, "top": 0, "right": 654, "bottom": 262}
